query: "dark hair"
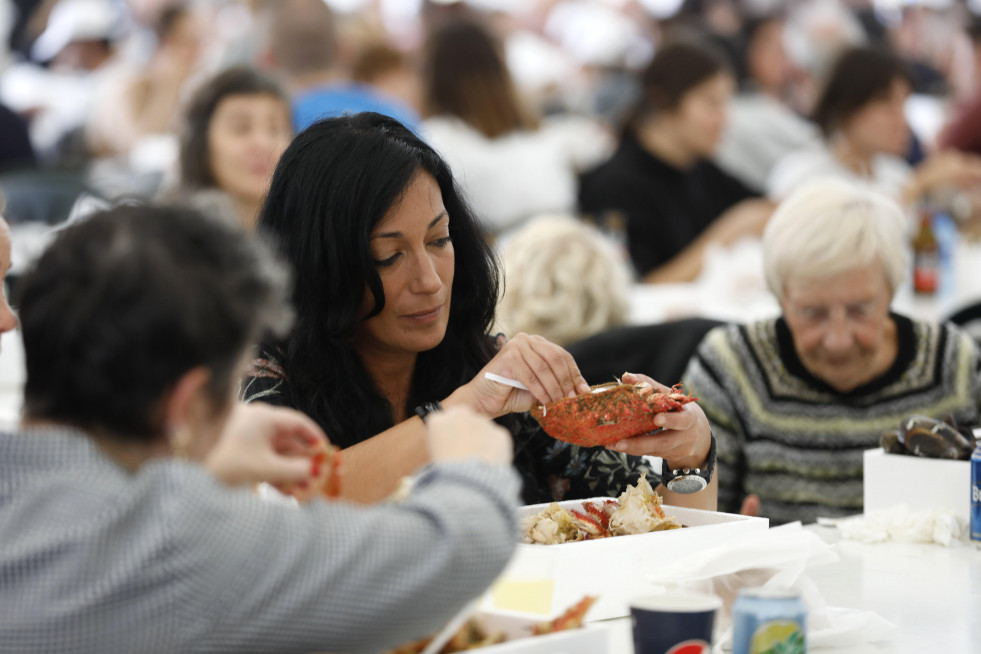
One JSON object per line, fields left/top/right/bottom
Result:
{"left": 179, "top": 66, "right": 290, "bottom": 190}
{"left": 812, "top": 46, "right": 913, "bottom": 138}
{"left": 155, "top": 2, "right": 189, "bottom": 43}
{"left": 422, "top": 20, "right": 537, "bottom": 139}
{"left": 634, "top": 40, "right": 730, "bottom": 122}
{"left": 18, "top": 204, "right": 291, "bottom": 441}
{"left": 257, "top": 112, "right": 499, "bottom": 447}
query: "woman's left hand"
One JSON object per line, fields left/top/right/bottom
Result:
{"left": 206, "top": 403, "right": 332, "bottom": 494}
{"left": 606, "top": 372, "right": 712, "bottom": 470}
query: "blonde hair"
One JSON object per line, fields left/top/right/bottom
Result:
{"left": 497, "top": 216, "right": 631, "bottom": 345}
{"left": 763, "top": 180, "right": 908, "bottom": 301}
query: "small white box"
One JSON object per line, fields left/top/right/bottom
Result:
{"left": 863, "top": 448, "right": 971, "bottom": 523}
{"left": 466, "top": 613, "right": 609, "bottom": 653}
{"left": 484, "top": 500, "right": 769, "bottom": 621}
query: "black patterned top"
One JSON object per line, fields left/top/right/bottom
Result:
{"left": 243, "top": 357, "right": 658, "bottom": 505}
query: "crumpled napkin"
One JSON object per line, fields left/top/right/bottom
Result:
{"left": 646, "top": 523, "right": 896, "bottom": 650}
{"left": 836, "top": 505, "right": 964, "bottom": 546}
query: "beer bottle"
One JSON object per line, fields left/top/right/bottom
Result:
{"left": 912, "top": 209, "right": 938, "bottom": 295}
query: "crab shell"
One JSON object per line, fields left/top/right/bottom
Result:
{"left": 529, "top": 382, "right": 698, "bottom": 447}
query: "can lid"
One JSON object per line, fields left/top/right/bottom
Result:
{"left": 738, "top": 587, "right": 803, "bottom": 600}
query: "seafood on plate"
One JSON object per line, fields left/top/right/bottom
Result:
{"left": 529, "top": 381, "right": 697, "bottom": 447}
{"left": 388, "top": 596, "right": 596, "bottom": 653}
{"left": 523, "top": 473, "right": 681, "bottom": 544}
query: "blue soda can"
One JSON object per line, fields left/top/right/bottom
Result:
{"left": 972, "top": 442, "right": 981, "bottom": 548}
{"left": 732, "top": 588, "right": 806, "bottom": 654}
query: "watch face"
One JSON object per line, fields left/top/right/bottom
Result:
{"left": 666, "top": 475, "right": 708, "bottom": 494}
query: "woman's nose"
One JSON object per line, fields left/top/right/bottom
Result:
{"left": 822, "top": 314, "right": 853, "bottom": 351}
{"left": 410, "top": 253, "right": 443, "bottom": 294}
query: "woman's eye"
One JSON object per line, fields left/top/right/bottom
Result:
{"left": 430, "top": 236, "right": 452, "bottom": 248}
{"left": 374, "top": 253, "right": 400, "bottom": 267}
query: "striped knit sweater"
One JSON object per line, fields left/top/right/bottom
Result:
{"left": 682, "top": 313, "right": 981, "bottom": 525}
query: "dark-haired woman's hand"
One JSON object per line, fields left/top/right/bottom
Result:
{"left": 608, "top": 372, "right": 712, "bottom": 470}
{"left": 446, "top": 333, "right": 591, "bottom": 418}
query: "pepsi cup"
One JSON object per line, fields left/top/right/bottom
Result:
{"left": 972, "top": 441, "right": 981, "bottom": 549}
{"left": 630, "top": 591, "right": 722, "bottom": 654}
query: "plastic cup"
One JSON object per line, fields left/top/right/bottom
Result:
{"left": 631, "top": 591, "right": 722, "bottom": 654}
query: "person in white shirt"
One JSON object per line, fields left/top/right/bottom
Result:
{"left": 420, "top": 19, "right": 611, "bottom": 238}
{"left": 768, "top": 46, "right": 981, "bottom": 206}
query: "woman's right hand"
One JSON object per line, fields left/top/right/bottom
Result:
{"left": 445, "top": 333, "right": 591, "bottom": 418}
{"left": 426, "top": 407, "right": 513, "bottom": 465}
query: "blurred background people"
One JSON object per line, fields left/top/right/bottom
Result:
{"left": 769, "top": 46, "right": 981, "bottom": 211}
{"left": 496, "top": 214, "right": 630, "bottom": 345}
{"left": 683, "top": 181, "right": 981, "bottom": 524}
{"left": 421, "top": 19, "right": 611, "bottom": 238}
{"left": 715, "top": 12, "right": 818, "bottom": 191}
{"left": 86, "top": 1, "right": 204, "bottom": 158}
{"left": 170, "top": 66, "right": 292, "bottom": 230}
{"left": 264, "top": 0, "right": 420, "bottom": 133}
{"left": 579, "top": 40, "right": 773, "bottom": 284}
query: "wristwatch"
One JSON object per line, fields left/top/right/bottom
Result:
{"left": 414, "top": 400, "right": 443, "bottom": 424}
{"left": 662, "top": 434, "right": 716, "bottom": 494}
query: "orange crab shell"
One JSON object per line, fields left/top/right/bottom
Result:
{"left": 529, "top": 382, "right": 697, "bottom": 447}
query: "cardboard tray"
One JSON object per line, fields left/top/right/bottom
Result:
{"left": 863, "top": 447, "right": 971, "bottom": 523}
{"left": 458, "top": 613, "right": 609, "bottom": 653}
{"left": 483, "top": 499, "right": 769, "bottom": 621}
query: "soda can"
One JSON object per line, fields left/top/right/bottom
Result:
{"left": 732, "top": 588, "right": 806, "bottom": 654}
{"left": 972, "top": 442, "right": 981, "bottom": 549}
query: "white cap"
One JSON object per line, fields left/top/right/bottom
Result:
{"left": 31, "top": 0, "right": 129, "bottom": 63}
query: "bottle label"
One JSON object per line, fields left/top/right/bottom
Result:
{"left": 913, "top": 253, "right": 938, "bottom": 293}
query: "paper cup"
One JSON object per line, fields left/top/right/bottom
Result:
{"left": 631, "top": 591, "right": 722, "bottom": 654}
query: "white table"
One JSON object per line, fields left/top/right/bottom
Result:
{"left": 593, "top": 525, "right": 980, "bottom": 653}
{"left": 0, "top": 328, "right": 25, "bottom": 427}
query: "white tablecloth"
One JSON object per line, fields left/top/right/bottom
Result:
{"left": 595, "top": 524, "right": 980, "bottom": 653}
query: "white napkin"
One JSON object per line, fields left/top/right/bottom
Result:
{"left": 836, "top": 505, "right": 964, "bottom": 546}
{"left": 646, "top": 523, "right": 897, "bottom": 650}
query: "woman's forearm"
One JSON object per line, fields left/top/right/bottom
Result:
{"left": 337, "top": 418, "right": 431, "bottom": 503}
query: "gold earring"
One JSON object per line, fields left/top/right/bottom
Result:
{"left": 169, "top": 425, "right": 192, "bottom": 460}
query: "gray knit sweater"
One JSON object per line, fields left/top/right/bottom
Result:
{"left": 682, "top": 314, "right": 980, "bottom": 524}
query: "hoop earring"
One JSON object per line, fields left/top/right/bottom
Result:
{"left": 168, "top": 425, "right": 192, "bottom": 460}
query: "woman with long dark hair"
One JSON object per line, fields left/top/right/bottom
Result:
{"left": 245, "top": 111, "right": 717, "bottom": 508}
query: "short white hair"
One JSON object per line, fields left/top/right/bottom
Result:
{"left": 763, "top": 180, "right": 909, "bottom": 301}
{"left": 497, "top": 215, "right": 631, "bottom": 345}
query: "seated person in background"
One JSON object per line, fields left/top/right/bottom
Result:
{"left": 715, "top": 13, "right": 819, "bottom": 191}
{"left": 682, "top": 181, "right": 981, "bottom": 524}
{"left": 769, "top": 46, "right": 981, "bottom": 207}
{"left": 171, "top": 67, "right": 293, "bottom": 230}
{"left": 265, "top": 0, "right": 420, "bottom": 133}
{"left": 421, "top": 20, "right": 612, "bottom": 237}
{"left": 579, "top": 40, "right": 774, "bottom": 284}
{"left": 244, "top": 112, "right": 717, "bottom": 510}
{"left": 0, "top": 204, "right": 520, "bottom": 653}
{"left": 496, "top": 214, "right": 630, "bottom": 346}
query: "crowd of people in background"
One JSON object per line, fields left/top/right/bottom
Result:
{"left": 5, "top": 0, "right": 981, "bottom": 650}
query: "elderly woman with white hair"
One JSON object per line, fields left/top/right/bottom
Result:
{"left": 682, "top": 180, "right": 981, "bottom": 524}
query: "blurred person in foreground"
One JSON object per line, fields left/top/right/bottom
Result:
{"left": 243, "top": 112, "right": 717, "bottom": 510}
{"left": 682, "top": 180, "right": 981, "bottom": 524}
{"left": 0, "top": 204, "right": 519, "bottom": 653}
{"left": 496, "top": 214, "right": 630, "bottom": 346}
{"left": 769, "top": 46, "right": 981, "bottom": 209}
{"left": 172, "top": 66, "right": 293, "bottom": 230}
{"left": 421, "top": 20, "right": 612, "bottom": 238}
{"left": 579, "top": 40, "right": 774, "bottom": 284}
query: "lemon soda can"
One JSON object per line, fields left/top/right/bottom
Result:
{"left": 732, "top": 588, "right": 806, "bottom": 654}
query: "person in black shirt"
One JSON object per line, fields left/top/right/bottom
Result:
{"left": 580, "top": 41, "right": 774, "bottom": 283}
